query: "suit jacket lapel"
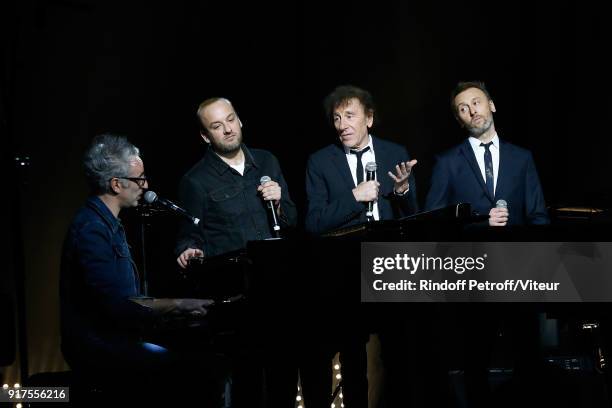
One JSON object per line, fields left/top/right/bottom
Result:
{"left": 331, "top": 144, "right": 357, "bottom": 188}
{"left": 459, "top": 139, "right": 494, "bottom": 203}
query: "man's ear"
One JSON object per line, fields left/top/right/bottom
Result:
{"left": 239, "top": 118, "right": 243, "bottom": 128}
{"left": 109, "top": 178, "right": 121, "bottom": 194}
{"left": 200, "top": 131, "right": 211, "bottom": 144}
{"left": 489, "top": 99, "right": 496, "bottom": 113}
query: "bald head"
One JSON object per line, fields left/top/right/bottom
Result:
{"left": 197, "top": 97, "right": 233, "bottom": 121}
{"left": 196, "top": 97, "right": 243, "bottom": 154}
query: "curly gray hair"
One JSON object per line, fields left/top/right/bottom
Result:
{"left": 84, "top": 133, "right": 141, "bottom": 195}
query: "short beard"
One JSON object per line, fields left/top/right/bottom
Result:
{"left": 467, "top": 116, "right": 494, "bottom": 138}
{"left": 211, "top": 135, "right": 242, "bottom": 155}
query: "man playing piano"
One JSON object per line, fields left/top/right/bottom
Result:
{"left": 60, "top": 134, "right": 224, "bottom": 404}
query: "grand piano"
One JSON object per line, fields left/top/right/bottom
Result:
{"left": 178, "top": 203, "right": 612, "bottom": 343}
{"left": 157, "top": 203, "right": 612, "bottom": 407}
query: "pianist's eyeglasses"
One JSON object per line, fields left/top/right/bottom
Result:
{"left": 111, "top": 176, "right": 148, "bottom": 188}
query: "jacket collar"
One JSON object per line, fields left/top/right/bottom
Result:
{"left": 206, "top": 144, "right": 258, "bottom": 176}
{"left": 86, "top": 196, "right": 122, "bottom": 233}
{"left": 332, "top": 135, "right": 382, "bottom": 188}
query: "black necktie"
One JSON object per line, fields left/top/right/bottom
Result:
{"left": 350, "top": 146, "right": 370, "bottom": 186}
{"left": 480, "top": 141, "right": 494, "bottom": 199}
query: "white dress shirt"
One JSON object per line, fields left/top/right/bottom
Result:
{"left": 344, "top": 135, "right": 380, "bottom": 220}
{"left": 469, "top": 133, "right": 500, "bottom": 195}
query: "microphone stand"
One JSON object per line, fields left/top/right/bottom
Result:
{"left": 140, "top": 214, "right": 148, "bottom": 296}
{"left": 12, "top": 153, "right": 30, "bottom": 384}
{"left": 135, "top": 202, "right": 163, "bottom": 296}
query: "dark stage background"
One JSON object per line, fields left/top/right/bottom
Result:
{"left": 2, "top": 0, "right": 610, "bottom": 383}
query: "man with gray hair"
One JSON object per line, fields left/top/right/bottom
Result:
{"left": 60, "top": 133, "right": 224, "bottom": 404}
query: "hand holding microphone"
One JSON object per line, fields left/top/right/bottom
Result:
{"left": 258, "top": 176, "right": 281, "bottom": 235}
{"left": 257, "top": 176, "right": 282, "bottom": 205}
{"left": 489, "top": 199, "right": 509, "bottom": 226}
{"left": 349, "top": 162, "right": 379, "bottom": 221}
{"left": 352, "top": 180, "right": 379, "bottom": 202}
{"left": 365, "top": 162, "right": 377, "bottom": 218}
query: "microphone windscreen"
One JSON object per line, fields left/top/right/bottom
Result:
{"left": 495, "top": 199, "right": 508, "bottom": 209}
{"left": 144, "top": 190, "right": 158, "bottom": 204}
{"left": 260, "top": 175, "right": 271, "bottom": 185}
{"left": 365, "top": 162, "right": 377, "bottom": 172}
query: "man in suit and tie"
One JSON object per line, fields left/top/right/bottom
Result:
{"left": 425, "top": 81, "right": 549, "bottom": 226}
{"left": 305, "top": 85, "right": 419, "bottom": 407}
{"left": 426, "top": 81, "right": 550, "bottom": 407}
{"left": 306, "top": 85, "right": 418, "bottom": 235}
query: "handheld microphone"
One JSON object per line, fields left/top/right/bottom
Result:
{"left": 495, "top": 199, "right": 508, "bottom": 209}
{"left": 259, "top": 176, "right": 281, "bottom": 236}
{"left": 143, "top": 191, "right": 200, "bottom": 226}
{"left": 365, "top": 162, "right": 377, "bottom": 219}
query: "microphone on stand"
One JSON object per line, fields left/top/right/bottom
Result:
{"left": 143, "top": 191, "right": 200, "bottom": 226}
{"left": 365, "top": 162, "right": 377, "bottom": 220}
{"left": 259, "top": 176, "right": 281, "bottom": 237}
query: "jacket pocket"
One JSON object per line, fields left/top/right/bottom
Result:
{"left": 209, "top": 184, "right": 245, "bottom": 217}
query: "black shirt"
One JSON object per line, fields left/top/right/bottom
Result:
{"left": 175, "top": 145, "right": 297, "bottom": 258}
